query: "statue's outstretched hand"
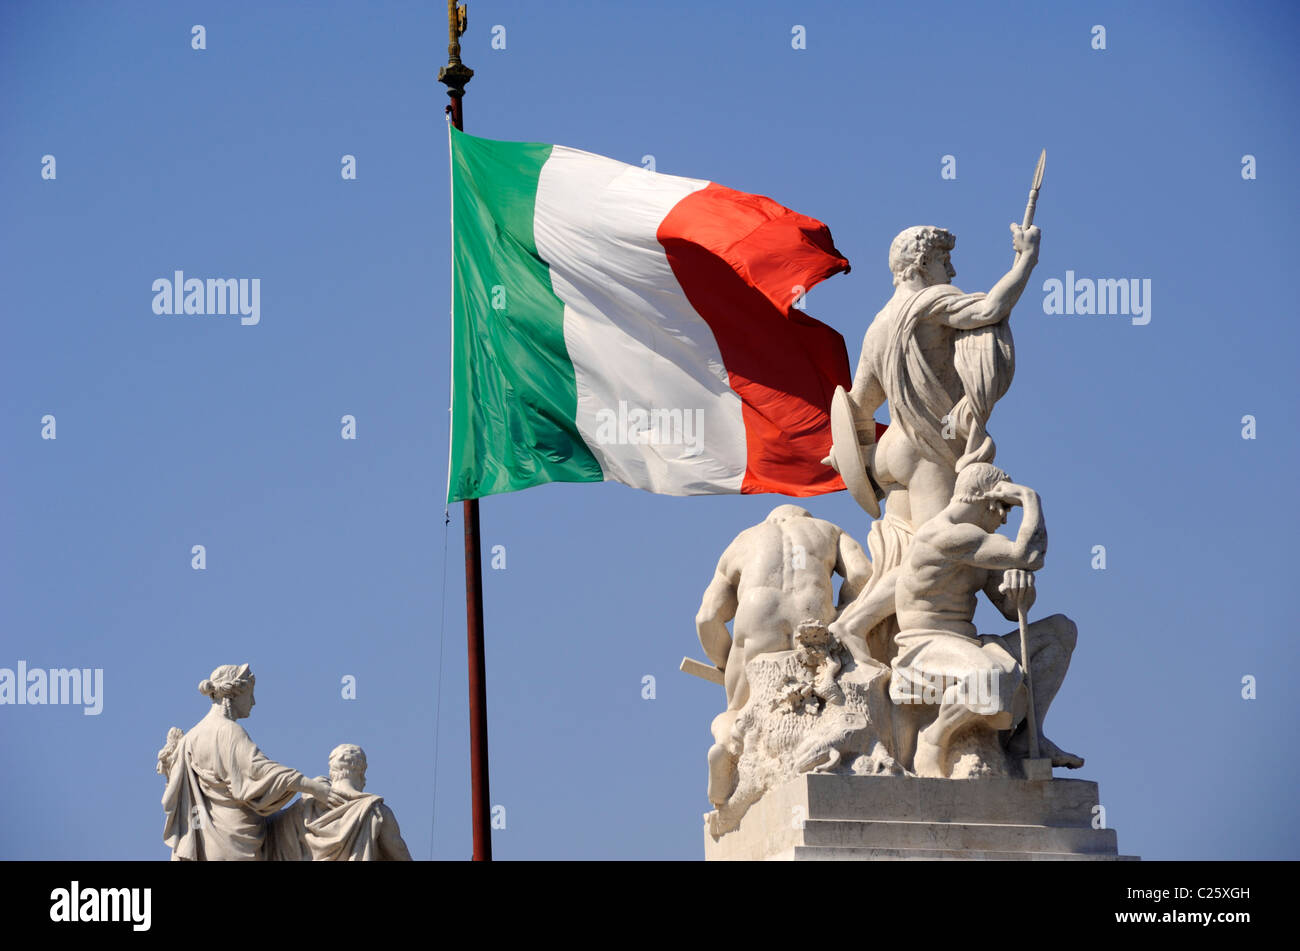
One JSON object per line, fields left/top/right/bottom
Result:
{"left": 300, "top": 777, "right": 332, "bottom": 805}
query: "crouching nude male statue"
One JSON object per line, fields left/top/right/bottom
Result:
{"left": 832, "top": 463, "right": 1084, "bottom": 777}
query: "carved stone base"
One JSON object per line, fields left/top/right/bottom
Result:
{"left": 703, "top": 773, "right": 1138, "bottom": 861}
{"left": 705, "top": 645, "right": 899, "bottom": 838}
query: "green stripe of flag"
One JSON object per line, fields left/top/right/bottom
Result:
{"left": 449, "top": 127, "right": 603, "bottom": 502}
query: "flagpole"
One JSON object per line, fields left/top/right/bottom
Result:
{"left": 438, "top": 0, "right": 491, "bottom": 862}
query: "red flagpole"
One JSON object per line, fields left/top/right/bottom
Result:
{"left": 438, "top": 0, "right": 491, "bottom": 862}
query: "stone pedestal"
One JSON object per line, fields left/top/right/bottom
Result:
{"left": 704, "top": 773, "right": 1138, "bottom": 861}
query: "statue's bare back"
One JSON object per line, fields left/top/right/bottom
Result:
{"left": 728, "top": 517, "right": 842, "bottom": 654}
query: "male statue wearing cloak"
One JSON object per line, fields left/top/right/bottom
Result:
{"left": 827, "top": 223, "right": 1039, "bottom": 664}
{"left": 268, "top": 744, "right": 413, "bottom": 861}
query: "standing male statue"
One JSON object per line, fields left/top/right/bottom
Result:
{"left": 826, "top": 221, "right": 1041, "bottom": 661}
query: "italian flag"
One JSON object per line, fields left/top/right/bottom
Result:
{"left": 448, "top": 127, "right": 852, "bottom": 503}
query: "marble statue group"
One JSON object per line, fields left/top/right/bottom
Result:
{"left": 690, "top": 159, "right": 1092, "bottom": 837}
{"left": 157, "top": 664, "right": 411, "bottom": 861}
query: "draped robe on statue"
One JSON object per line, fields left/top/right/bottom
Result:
{"left": 267, "top": 789, "right": 396, "bottom": 861}
{"left": 879, "top": 284, "right": 1014, "bottom": 474}
{"left": 160, "top": 709, "right": 305, "bottom": 861}
{"left": 849, "top": 284, "right": 1016, "bottom": 663}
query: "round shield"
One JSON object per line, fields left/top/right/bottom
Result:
{"left": 829, "top": 385, "right": 882, "bottom": 518}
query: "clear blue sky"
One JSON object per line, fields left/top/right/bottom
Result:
{"left": 2, "top": 0, "right": 1296, "bottom": 860}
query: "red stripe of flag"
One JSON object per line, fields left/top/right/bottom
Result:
{"left": 658, "top": 183, "right": 854, "bottom": 496}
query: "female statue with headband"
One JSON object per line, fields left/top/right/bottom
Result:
{"left": 158, "top": 664, "right": 331, "bottom": 861}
